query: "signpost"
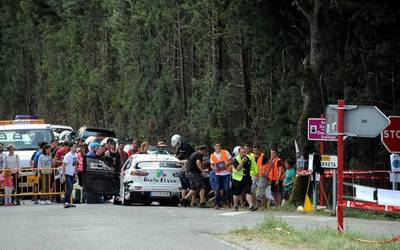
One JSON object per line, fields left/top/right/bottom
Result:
{"left": 326, "top": 105, "right": 390, "bottom": 137}
{"left": 391, "top": 154, "right": 400, "bottom": 190}
{"left": 325, "top": 101, "right": 389, "bottom": 233}
{"left": 308, "top": 118, "right": 337, "bottom": 141}
{"left": 381, "top": 116, "right": 400, "bottom": 153}
{"left": 321, "top": 155, "right": 338, "bottom": 169}
{"left": 336, "top": 100, "right": 345, "bottom": 233}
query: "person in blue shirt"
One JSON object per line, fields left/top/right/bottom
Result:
{"left": 31, "top": 141, "right": 48, "bottom": 168}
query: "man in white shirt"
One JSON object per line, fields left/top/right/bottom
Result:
{"left": 62, "top": 143, "right": 78, "bottom": 208}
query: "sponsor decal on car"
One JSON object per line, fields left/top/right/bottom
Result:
{"left": 143, "top": 177, "right": 177, "bottom": 183}
{"left": 155, "top": 169, "right": 167, "bottom": 177}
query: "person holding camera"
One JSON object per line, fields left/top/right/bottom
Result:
{"left": 232, "top": 146, "right": 258, "bottom": 211}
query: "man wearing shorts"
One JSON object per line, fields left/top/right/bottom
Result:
{"left": 253, "top": 145, "right": 269, "bottom": 210}
{"left": 181, "top": 146, "right": 207, "bottom": 208}
{"left": 210, "top": 142, "right": 232, "bottom": 209}
{"left": 232, "top": 147, "right": 258, "bottom": 211}
{"left": 268, "top": 147, "right": 285, "bottom": 207}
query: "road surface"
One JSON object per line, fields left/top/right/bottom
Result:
{"left": 0, "top": 204, "right": 399, "bottom": 250}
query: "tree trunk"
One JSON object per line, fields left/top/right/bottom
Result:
{"left": 240, "top": 36, "right": 251, "bottom": 128}
{"left": 177, "top": 8, "right": 187, "bottom": 116}
{"left": 294, "top": 0, "right": 325, "bottom": 155}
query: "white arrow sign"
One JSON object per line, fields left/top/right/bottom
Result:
{"left": 325, "top": 105, "right": 390, "bottom": 138}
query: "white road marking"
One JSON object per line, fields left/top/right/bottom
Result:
{"left": 202, "top": 234, "right": 245, "bottom": 250}
{"left": 214, "top": 238, "right": 246, "bottom": 250}
{"left": 219, "top": 211, "right": 251, "bottom": 216}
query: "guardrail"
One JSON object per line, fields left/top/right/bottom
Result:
{"left": 0, "top": 167, "right": 63, "bottom": 198}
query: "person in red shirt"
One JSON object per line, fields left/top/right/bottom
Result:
{"left": 53, "top": 141, "right": 70, "bottom": 203}
{"left": 76, "top": 144, "right": 88, "bottom": 186}
{"left": 118, "top": 142, "right": 129, "bottom": 170}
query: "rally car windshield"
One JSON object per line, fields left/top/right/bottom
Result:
{"left": 0, "top": 129, "right": 53, "bottom": 150}
{"left": 136, "top": 161, "right": 181, "bottom": 169}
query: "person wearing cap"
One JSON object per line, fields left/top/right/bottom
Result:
{"left": 87, "top": 141, "right": 99, "bottom": 157}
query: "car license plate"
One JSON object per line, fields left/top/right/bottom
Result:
{"left": 150, "top": 192, "right": 170, "bottom": 197}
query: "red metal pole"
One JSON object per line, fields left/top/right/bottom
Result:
{"left": 319, "top": 114, "right": 325, "bottom": 207}
{"left": 337, "top": 100, "right": 345, "bottom": 233}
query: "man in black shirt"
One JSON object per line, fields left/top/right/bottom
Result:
{"left": 181, "top": 146, "right": 207, "bottom": 208}
{"left": 105, "top": 139, "right": 121, "bottom": 172}
{"left": 171, "top": 134, "right": 195, "bottom": 201}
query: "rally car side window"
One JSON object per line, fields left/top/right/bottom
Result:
{"left": 123, "top": 158, "right": 132, "bottom": 171}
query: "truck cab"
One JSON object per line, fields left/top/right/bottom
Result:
{"left": 0, "top": 117, "right": 54, "bottom": 168}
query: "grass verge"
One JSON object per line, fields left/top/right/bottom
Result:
{"left": 229, "top": 217, "right": 400, "bottom": 250}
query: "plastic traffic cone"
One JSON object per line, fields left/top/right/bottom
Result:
{"left": 304, "top": 193, "right": 313, "bottom": 213}
{"left": 303, "top": 175, "right": 313, "bottom": 213}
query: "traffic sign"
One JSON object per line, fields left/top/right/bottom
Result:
{"left": 307, "top": 118, "right": 337, "bottom": 141}
{"left": 381, "top": 116, "right": 400, "bottom": 153}
{"left": 321, "top": 155, "right": 338, "bottom": 169}
{"left": 325, "top": 105, "right": 390, "bottom": 138}
{"left": 391, "top": 154, "right": 400, "bottom": 173}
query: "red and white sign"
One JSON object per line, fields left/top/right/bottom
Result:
{"left": 381, "top": 116, "right": 400, "bottom": 153}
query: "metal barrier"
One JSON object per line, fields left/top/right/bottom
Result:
{"left": 0, "top": 167, "right": 64, "bottom": 199}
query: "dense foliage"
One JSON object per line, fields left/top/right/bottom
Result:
{"left": 1, "top": 0, "right": 399, "bottom": 167}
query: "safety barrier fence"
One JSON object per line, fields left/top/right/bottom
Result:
{"left": 0, "top": 167, "right": 63, "bottom": 198}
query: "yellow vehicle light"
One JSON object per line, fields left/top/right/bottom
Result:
{"left": 0, "top": 119, "right": 45, "bottom": 125}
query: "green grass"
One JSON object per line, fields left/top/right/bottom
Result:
{"left": 230, "top": 217, "right": 400, "bottom": 250}
{"left": 278, "top": 202, "right": 400, "bottom": 221}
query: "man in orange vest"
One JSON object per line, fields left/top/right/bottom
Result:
{"left": 267, "top": 147, "right": 285, "bottom": 207}
{"left": 210, "top": 142, "right": 232, "bottom": 209}
{"left": 252, "top": 145, "right": 269, "bottom": 210}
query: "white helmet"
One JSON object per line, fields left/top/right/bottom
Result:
{"left": 171, "top": 134, "right": 182, "bottom": 147}
{"left": 232, "top": 146, "right": 241, "bottom": 156}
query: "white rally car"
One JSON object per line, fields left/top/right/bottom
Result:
{"left": 116, "top": 154, "right": 182, "bottom": 206}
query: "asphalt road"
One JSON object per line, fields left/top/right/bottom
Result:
{"left": 1, "top": 204, "right": 399, "bottom": 250}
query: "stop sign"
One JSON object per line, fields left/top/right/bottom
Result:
{"left": 381, "top": 116, "right": 400, "bottom": 153}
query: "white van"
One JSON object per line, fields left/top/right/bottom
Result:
{"left": 0, "top": 118, "right": 54, "bottom": 168}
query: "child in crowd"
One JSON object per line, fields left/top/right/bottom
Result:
{"left": 3, "top": 145, "right": 19, "bottom": 206}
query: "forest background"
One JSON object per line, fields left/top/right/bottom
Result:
{"left": 1, "top": 0, "right": 399, "bottom": 170}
